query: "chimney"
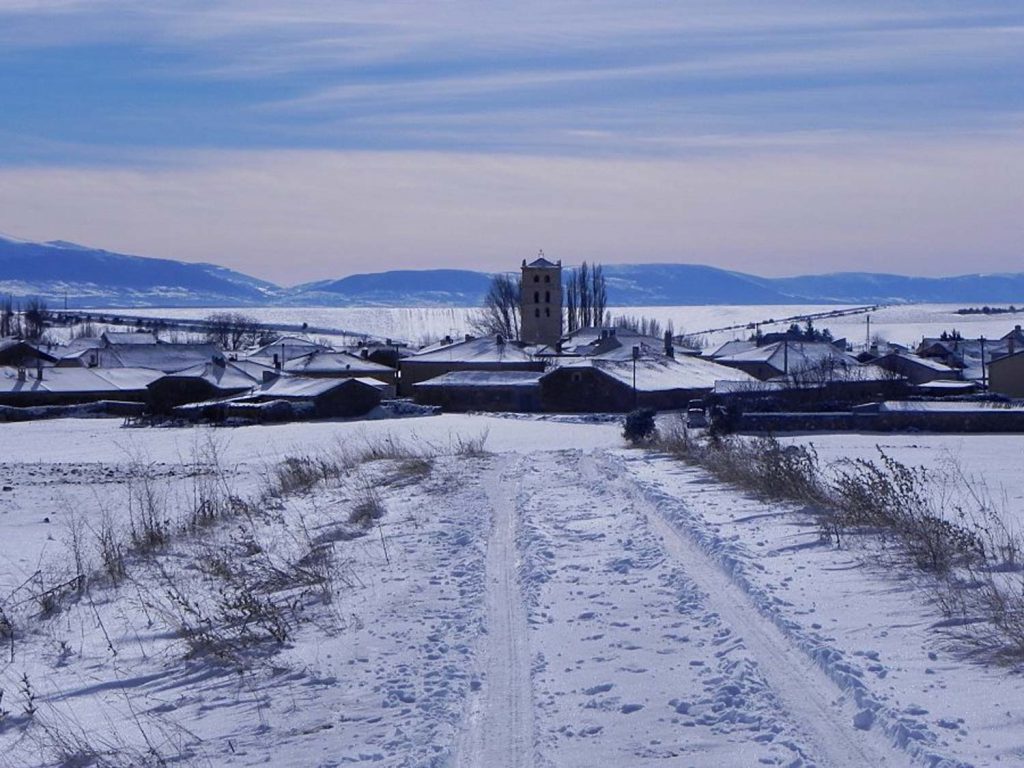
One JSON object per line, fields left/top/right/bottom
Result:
{"left": 601, "top": 329, "right": 608, "bottom": 340}
{"left": 273, "top": 353, "right": 281, "bottom": 371}
{"left": 465, "top": 333, "right": 473, "bottom": 342}
{"left": 36, "top": 361, "right": 43, "bottom": 381}
{"left": 496, "top": 334, "right": 505, "bottom": 346}
{"left": 262, "top": 370, "right": 279, "bottom": 385}
{"left": 664, "top": 330, "right": 674, "bottom": 358}
{"left": 16, "top": 368, "right": 26, "bottom": 382}
{"left": 444, "top": 335, "right": 453, "bottom": 345}
{"left": 361, "top": 348, "right": 369, "bottom": 359}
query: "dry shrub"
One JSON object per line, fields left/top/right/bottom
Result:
{"left": 655, "top": 415, "right": 1024, "bottom": 660}
{"left": 452, "top": 430, "right": 490, "bottom": 457}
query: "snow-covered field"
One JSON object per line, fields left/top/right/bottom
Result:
{"left": 92, "top": 303, "right": 1024, "bottom": 349}
{"left": 1, "top": 414, "right": 1022, "bottom": 766}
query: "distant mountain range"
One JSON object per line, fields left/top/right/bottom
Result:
{"left": 3, "top": 233, "right": 1024, "bottom": 308}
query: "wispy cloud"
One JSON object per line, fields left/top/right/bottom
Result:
{"left": 0, "top": 2, "right": 1021, "bottom": 276}
{"left": 1, "top": 137, "right": 1021, "bottom": 282}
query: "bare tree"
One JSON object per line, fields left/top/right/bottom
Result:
{"left": 205, "top": 312, "right": 264, "bottom": 350}
{"left": 565, "top": 277, "right": 579, "bottom": 333}
{"left": 22, "top": 297, "right": 48, "bottom": 341}
{"left": 0, "top": 295, "right": 15, "bottom": 338}
{"left": 577, "top": 262, "right": 591, "bottom": 329}
{"left": 564, "top": 261, "right": 608, "bottom": 331}
{"left": 470, "top": 273, "right": 521, "bottom": 340}
{"left": 591, "top": 263, "right": 607, "bottom": 326}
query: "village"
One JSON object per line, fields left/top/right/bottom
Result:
{"left": 3, "top": 256, "right": 1024, "bottom": 434}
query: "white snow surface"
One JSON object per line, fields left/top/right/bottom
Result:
{"left": 98, "top": 303, "right": 1024, "bottom": 350}
{"left": 0, "top": 415, "right": 1020, "bottom": 766}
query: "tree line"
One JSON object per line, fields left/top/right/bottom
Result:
{"left": 1, "top": 295, "right": 49, "bottom": 341}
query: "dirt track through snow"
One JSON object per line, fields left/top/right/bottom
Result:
{"left": 456, "top": 448, "right": 914, "bottom": 767}
{"left": 457, "top": 458, "right": 535, "bottom": 768}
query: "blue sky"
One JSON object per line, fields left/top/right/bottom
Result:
{"left": 0, "top": 1, "right": 1022, "bottom": 284}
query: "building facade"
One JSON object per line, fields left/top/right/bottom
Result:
{"left": 520, "top": 255, "right": 562, "bottom": 347}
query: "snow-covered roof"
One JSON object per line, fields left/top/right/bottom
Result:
{"left": 715, "top": 341, "right": 859, "bottom": 373}
{"left": 407, "top": 336, "right": 537, "bottom": 364}
{"left": 707, "top": 339, "right": 757, "bottom": 359}
{"left": 61, "top": 343, "right": 221, "bottom": 373}
{"left": 101, "top": 331, "right": 158, "bottom": 345}
{"left": 877, "top": 400, "right": 1023, "bottom": 414}
{"left": 0, "top": 365, "right": 162, "bottom": 394}
{"left": 876, "top": 351, "right": 957, "bottom": 373}
{"left": 527, "top": 256, "right": 559, "bottom": 268}
{"left": 284, "top": 351, "right": 393, "bottom": 375}
{"left": 551, "top": 354, "right": 755, "bottom": 392}
{"left": 415, "top": 370, "right": 544, "bottom": 388}
{"left": 250, "top": 375, "right": 383, "bottom": 400}
{"left": 55, "top": 337, "right": 103, "bottom": 355}
{"left": 159, "top": 361, "right": 262, "bottom": 390}
{"left": 915, "top": 380, "right": 977, "bottom": 391}
{"left": 252, "top": 336, "right": 330, "bottom": 357}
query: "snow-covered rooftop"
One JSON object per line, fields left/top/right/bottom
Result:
{"left": 160, "top": 361, "right": 262, "bottom": 390}
{"left": 59, "top": 343, "right": 221, "bottom": 373}
{"left": 715, "top": 341, "right": 859, "bottom": 373}
{"left": 101, "top": 330, "right": 158, "bottom": 345}
{"left": 407, "top": 336, "right": 538, "bottom": 364}
{"left": 553, "top": 354, "right": 754, "bottom": 392}
{"left": 415, "top": 370, "right": 544, "bottom": 388}
{"left": 0, "top": 365, "right": 162, "bottom": 394}
{"left": 708, "top": 339, "right": 758, "bottom": 359}
{"left": 284, "top": 351, "right": 393, "bottom": 375}
{"left": 251, "top": 375, "right": 384, "bottom": 400}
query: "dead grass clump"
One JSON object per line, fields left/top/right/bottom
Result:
{"left": 357, "top": 433, "right": 418, "bottom": 462}
{"left": 452, "top": 430, "right": 490, "bottom": 457}
{"left": 349, "top": 487, "right": 386, "bottom": 528}
{"left": 396, "top": 456, "right": 433, "bottom": 480}
{"left": 126, "top": 471, "right": 170, "bottom": 552}
{"left": 656, "top": 420, "right": 826, "bottom": 506}
{"left": 829, "top": 451, "right": 984, "bottom": 573}
{"left": 271, "top": 455, "right": 325, "bottom": 496}
{"left": 95, "top": 514, "right": 127, "bottom": 584}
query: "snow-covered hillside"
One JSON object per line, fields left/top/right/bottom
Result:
{"left": 0, "top": 415, "right": 1020, "bottom": 766}
{"left": 0, "top": 235, "right": 280, "bottom": 307}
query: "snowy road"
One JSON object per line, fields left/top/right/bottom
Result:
{"left": 3, "top": 416, "right": 1006, "bottom": 767}
{"left": 455, "top": 448, "right": 916, "bottom": 768}
{"left": 457, "top": 459, "right": 535, "bottom": 768}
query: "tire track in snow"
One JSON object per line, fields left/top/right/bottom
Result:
{"left": 592, "top": 450, "right": 912, "bottom": 768}
{"left": 456, "top": 456, "right": 534, "bottom": 768}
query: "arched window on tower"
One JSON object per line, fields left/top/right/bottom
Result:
{"left": 545, "top": 290, "right": 550, "bottom": 303}
{"left": 545, "top": 308, "right": 550, "bottom": 317}
{"left": 545, "top": 275, "right": 551, "bottom": 283}
{"left": 535, "top": 308, "right": 540, "bottom": 318}
{"left": 534, "top": 275, "right": 540, "bottom": 283}
{"left": 534, "top": 291, "right": 540, "bottom": 303}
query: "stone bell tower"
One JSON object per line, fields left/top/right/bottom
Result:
{"left": 520, "top": 251, "right": 562, "bottom": 347}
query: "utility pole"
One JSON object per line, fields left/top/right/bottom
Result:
{"left": 980, "top": 336, "right": 987, "bottom": 389}
{"left": 866, "top": 314, "right": 871, "bottom": 349}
